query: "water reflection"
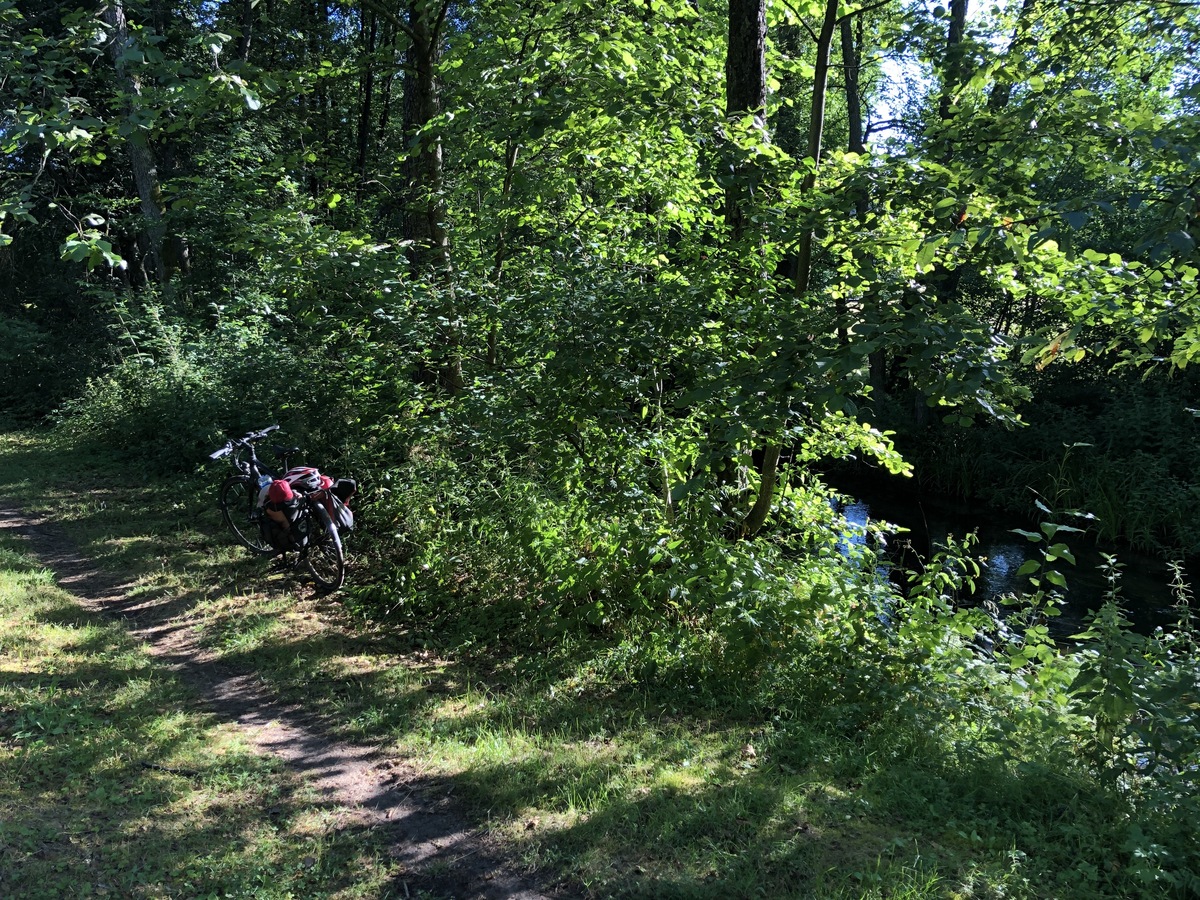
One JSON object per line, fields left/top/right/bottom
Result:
{"left": 832, "top": 488, "right": 1188, "bottom": 635}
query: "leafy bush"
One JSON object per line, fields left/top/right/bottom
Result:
{"left": 57, "top": 313, "right": 310, "bottom": 472}
{"left": 0, "top": 315, "right": 93, "bottom": 421}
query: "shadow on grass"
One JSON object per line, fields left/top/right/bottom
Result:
{"left": 198, "top": 604, "right": 1125, "bottom": 898}
{"left": 0, "top": 439, "right": 557, "bottom": 898}
{"left": 0, "top": 586, "right": 401, "bottom": 899}
{"left": 0, "top": 429, "right": 1139, "bottom": 899}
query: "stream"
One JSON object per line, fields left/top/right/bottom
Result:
{"left": 827, "top": 475, "right": 1196, "bottom": 637}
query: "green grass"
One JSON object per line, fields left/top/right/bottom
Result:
{"left": 0, "top": 538, "right": 401, "bottom": 898}
{"left": 0, "top": 427, "right": 1180, "bottom": 899}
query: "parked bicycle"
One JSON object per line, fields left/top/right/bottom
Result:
{"left": 209, "top": 426, "right": 355, "bottom": 591}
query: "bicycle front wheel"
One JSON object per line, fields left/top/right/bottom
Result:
{"left": 305, "top": 505, "right": 345, "bottom": 592}
{"left": 219, "top": 475, "right": 274, "bottom": 555}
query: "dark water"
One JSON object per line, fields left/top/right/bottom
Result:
{"left": 828, "top": 477, "right": 1193, "bottom": 636}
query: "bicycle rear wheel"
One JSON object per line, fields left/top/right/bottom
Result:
{"left": 305, "top": 505, "right": 345, "bottom": 591}
{"left": 219, "top": 475, "right": 274, "bottom": 555}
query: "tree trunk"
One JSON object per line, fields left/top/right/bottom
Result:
{"left": 402, "top": 1, "right": 446, "bottom": 260}
{"left": 487, "top": 138, "right": 521, "bottom": 368}
{"left": 401, "top": 0, "right": 460, "bottom": 392}
{"left": 236, "top": 0, "right": 254, "bottom": 62}
{"left": 742, "top": 0, "right": 839, "bottom": 538}
{"left": 356, "top": 8, "right": 378, "bottom": 183}
{"left": 723, "top": 0, "right": 766, "bottom": 240}
{"left": 99, "top": 0, "right": 167, "bottom": 285}
{"left": 841, "top": 16, "right": 866, "bottom": 160}
{"left": 938, "top": 0, "right": 970, "bottom": 126}
{"left": 792, "top": 0, "right": 839, "bottom": 298}
{"left": 717, "top": 0, "right": 768, "bottom": 526}
{"left": 306, "top": 0, "right": 329, "bottom": 198}
{"left": 378, "top": 17, "right": 399, "bottom": 140}
{"left": 842, "top": 12, "right": 887, "bottom": 388}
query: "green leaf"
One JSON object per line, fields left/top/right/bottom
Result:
{"left": 915, "top": 237, "right": 941, "bottom": 268}
{"left": 1166, "top": 230, "right": 1196, "bottom": 253}
{"left": 1045, "top": 543, "right": 1076, "bottom": 565}
{"left": 1063, "top": 210, "right": 1088, "bottom": 230}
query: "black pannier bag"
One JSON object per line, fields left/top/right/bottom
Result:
{"left": 333, "top": 478, "right": 357, "bottom": 502}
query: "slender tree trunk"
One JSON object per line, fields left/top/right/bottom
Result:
{"left": 792, "top": 0, "right": 839, "bottom": 298}
{"left": 487, "top": 138, "right": 520, "bottom": 368}
{"left": 264, "top": 0, "right": 278, "bottom": 68}
{"left": 842, "top": 12, "right": 887, "bottom": 390}
{"left": 236, "top": 0, "right": 254, "bottom": 62}
{"left": 402, "top": 1, "right": 444, "bottom": 258}
{"left": 361, "top": 0, "right": 457, "bottom": 395}
{"left": 715, "top": 0, "right": 768, "bottom": 524}
{"left": 723, "top": 0, "right": 766, "bottom": 240}
{"left": 378, "top": 19, "right": 398, "bottom": 140}
{"left": 99, "top": 0, "right": 167, "bottom": 285}
{"left": 401, "top": 0, "right": 460, "bottom": 392}
{"left": 841, "top": 16, "right": 865, "bottom": 160}
{"left": 486, "top": 25, "right": 540, "bottom": 369}
{"left": 938, "top": 0, "right": 970, "bottom": 130}
{"left": 742, "top": 0, "right": 839, "bottom": 538}
{"left": 306, "top": 0, "right": 329, "bottom": 198}
{"left": 356, "top": 9, "right": 378, "bottom": 183}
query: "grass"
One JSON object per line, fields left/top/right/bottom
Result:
{"left": 0, "top": 427, "right": 1171, "bottom": 898}
{"left": 0, "top": 537, "right": 401, "bottom": 898}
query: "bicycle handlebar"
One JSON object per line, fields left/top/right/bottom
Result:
{"left": 208, "top": 425, "right": 280, "bottom": 460}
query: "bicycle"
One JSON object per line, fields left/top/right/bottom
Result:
{"left": 209, "top": 426, "right": 351, "bottom": 592}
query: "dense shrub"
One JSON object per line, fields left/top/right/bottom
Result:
{"left": 56, "top": 316, "right": 355, "bottom": 473}
{"left": 0, "top": 316, "right": 94, "bottom": 421}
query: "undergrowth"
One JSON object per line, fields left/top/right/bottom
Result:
{"left": 899, "top": 366, "right": 1200, "bottom": 556}
{"left": 3, "top": 402, "right": 1198, "bottom": 897}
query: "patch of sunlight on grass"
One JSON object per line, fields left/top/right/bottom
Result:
{"left": 0, "top": 546, "right": 399, "bottom": 900}
{"left": 653, "top": 767, "right": 708, "bottom": 792}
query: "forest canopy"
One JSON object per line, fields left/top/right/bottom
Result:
{"left": 4, "top": 0, "right": 1197, "bottom": 427}
{"left": 2, "top": 0, "right": 1198, "bottom": 562}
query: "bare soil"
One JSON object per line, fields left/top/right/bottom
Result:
{"left": 0, "top": 506, "right": 566, "bottom": 900}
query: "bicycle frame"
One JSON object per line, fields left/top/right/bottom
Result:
{"left": 211, "top": 426, "right": 349, "bottom": 590}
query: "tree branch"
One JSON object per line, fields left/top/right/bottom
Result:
{"left": 358, "top": 0, "right": 417, "bottom": 45}
{"left": 835, "top": 0, "right": 891, "bottom": 25}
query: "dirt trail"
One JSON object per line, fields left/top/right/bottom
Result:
{"left": 0, "top": 506, "right": 561, "bottom": 900}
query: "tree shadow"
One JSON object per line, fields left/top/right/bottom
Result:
{"left": 0, "top": 434, "right": 1132, "bottom": 897}
{"left": 0, "top": 619, "right": 396, "bottom": 899}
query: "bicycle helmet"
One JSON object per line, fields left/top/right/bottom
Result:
{"left": 284, "top": 466, "right": 322, "bottom": 492}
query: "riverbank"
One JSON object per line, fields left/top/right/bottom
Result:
{"left": 870, "top": 369, "right": 1200, "bottom": 561}
{"left": 824, "top": 462, "right": 1198, "bottom": 635}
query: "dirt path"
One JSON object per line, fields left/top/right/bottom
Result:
{"left": 0, "top": 506, "right": 562, "bottom": 900}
